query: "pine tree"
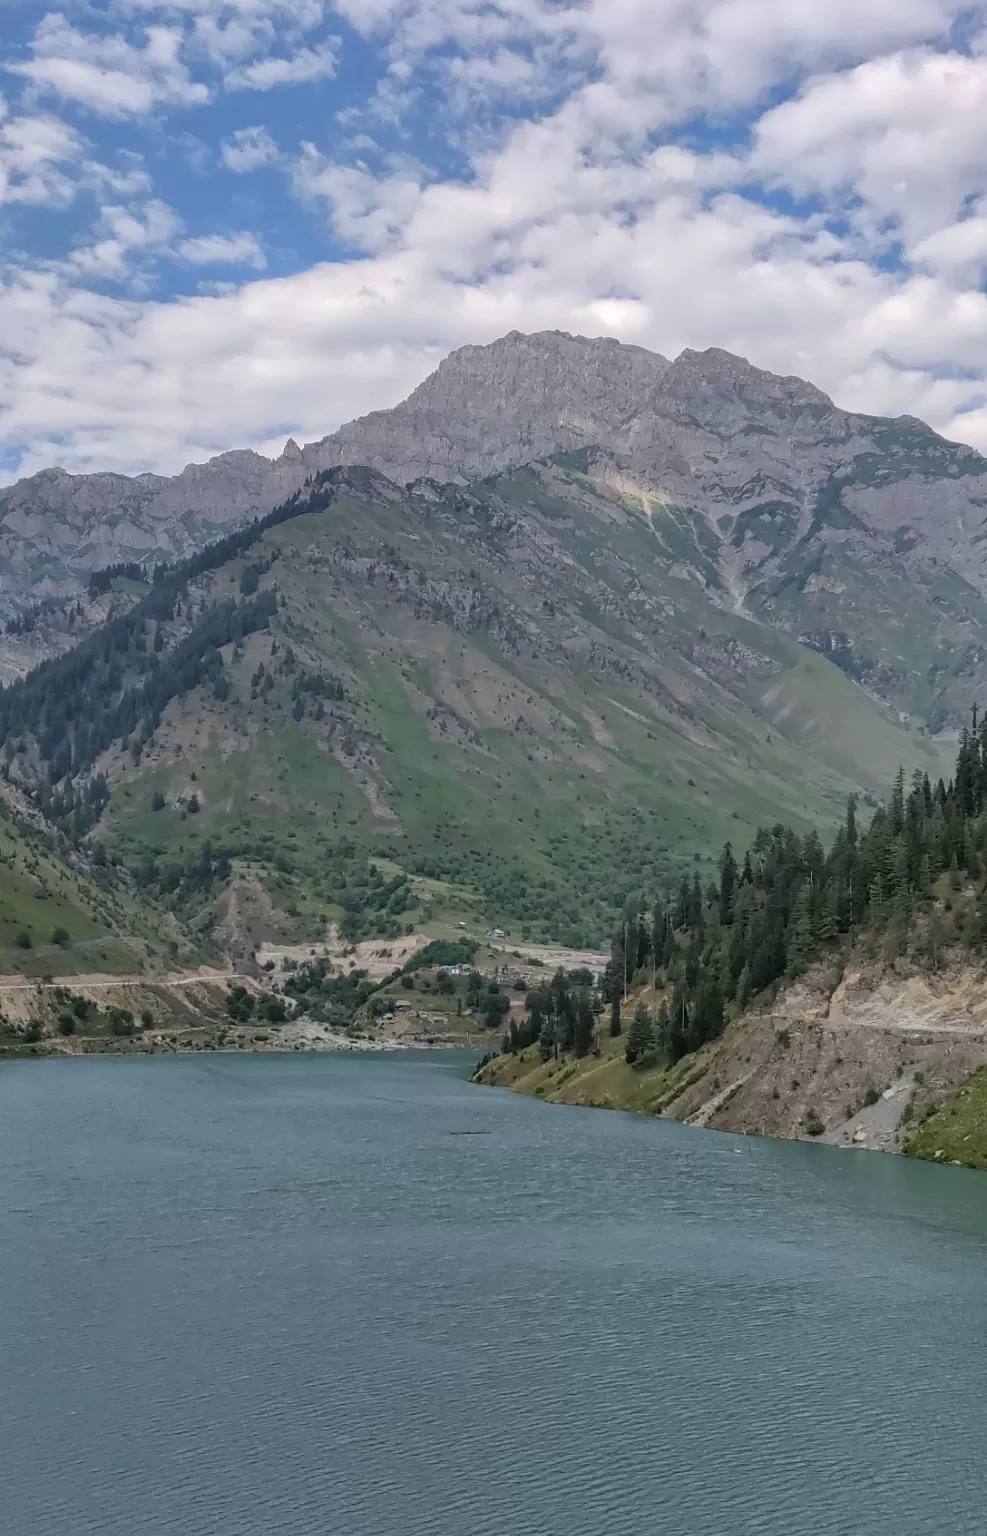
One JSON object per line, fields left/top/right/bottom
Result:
{"left": 609, "top": 991, "right": 622, "bottom": 1037}
{"left": 656, "top": 998, "right": 670, "bottom": 1054}
{"left": 625, "top": 1003, "right": 655, "bottom": 1066}
{"left": 573, "top": 992, "right": 595, "bottom": 1058}
{"left": 816, "top": 882, "right": 839, "bottom": 942}
{"left": 786, "top": 883, "right": 816, "bottom": 973}
{"left": 890, "top": 764, "right": 906, "bottom": 836}
{"left": 664, "top": 985, "right": 689, "bottom": 1065}
{"left": 719, "top": 840, "right": 738, "bottom": 923}
{"left": 688, "top": 871, "right": 705, "bottom": 931}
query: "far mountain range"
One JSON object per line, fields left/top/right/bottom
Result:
{"left": 5, "top": 328, "right": 987, "bottom": 737}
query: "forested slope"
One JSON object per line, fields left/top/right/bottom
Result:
{"left": 479, "top": 718, "right": 987, "bottom": 1165}
{"left": 0, "top": 462, "right": 948, "bottom": 949}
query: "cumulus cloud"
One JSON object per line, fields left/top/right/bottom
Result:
{"left": 753, "top": 50, "right": 987, "bottom": 244}
{"left": 67, "top": 198, "right": 184, "bottom": 277}
{"left": 221, "top": 124, "right": 279, "bottom": 171}
{"left": 7, "top": 14, "right": 209, "bottom": 117}
{"left": 224, "top": 38, "right": 339, "bottom": 90}
{"left": 2, "top": 0, "right": 987, "bottom": 484}
{"left": 0, "top": 101, "right": 83, "bottom": 206}
{"left": 177, "top": 230, "right": 266, "bottom": 266}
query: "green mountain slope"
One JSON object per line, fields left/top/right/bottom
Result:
{"left": 0, "top": 462, "right": 951, "bottom": 950}
{"left": 0, "top": 792, "right": 196, "bottom": 977}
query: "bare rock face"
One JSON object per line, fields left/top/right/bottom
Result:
{"left": 0, "top": 329, "right": 669, "bottom": 607}
{"left": 302, "top": 328, "right": 671, "bottom": 483}
{"left": 5, "top": 325, "right": 987, "bottom": 734}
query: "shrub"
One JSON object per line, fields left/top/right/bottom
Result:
{"left": 864, "top": 1086, "right": 881, "bottom": 1106}
{"left": 14, "top": 930, "right": 32, "bottom": 950}
{"left": 51, "top": 927, "right": 70, "bottom": 948}
{"left": 805, "top": 1111, "right": 825, "bottom": 1137}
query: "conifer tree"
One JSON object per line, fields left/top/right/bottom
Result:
{"left": 573, "top": 991, "right": 595, "bottom": 1058}
{"left": 609, "top": 990, "right": 622, "bottom": 1037}
{"left": 719, "top": 841, "right": 738, "bottom": 923}
{"left": 625, "top": 1002, "right": 655, "bottom": 1066}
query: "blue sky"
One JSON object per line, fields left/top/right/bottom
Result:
{"left": 2, "top": 0, "right": 987, "bottom": 481}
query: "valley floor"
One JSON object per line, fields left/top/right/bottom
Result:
{"left": 0, "top": 961, "right": 494, "bottom": 1059}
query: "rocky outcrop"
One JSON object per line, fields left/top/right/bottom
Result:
{"left": 6, "top": 327, "right": 987, "bottom": 733}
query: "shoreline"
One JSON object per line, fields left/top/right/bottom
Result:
{"left": 1, "top": 1027, "right": 480, "bottom": 1061}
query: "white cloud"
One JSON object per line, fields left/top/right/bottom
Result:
{"left": 912, "top": 209, "right": 987, "bottom": 283}
{"left": 8, "top": 14, "right": 208, "bottom": 117}
{"left": 177, "top": 230, "right": 266, "bottom": 266}
{"left": 0, "top": 101, "right": 82, "bottom": 206}
{"left": 224, "top": 38, "right": 339, "bottom": 89}
{"left": 68, "top": 199, "right": 183, "bottom": 277}
{"left": 753, "top": 50, "right": 987, "bottom": 245}
{"left": 335, "top": 0, "right": 961, "bottom": 123}
{"left": 3, "top": 0, "right": 987, "bottom": 487}
{"left": 221, "top": 124, "right": 279, "bottom": 171}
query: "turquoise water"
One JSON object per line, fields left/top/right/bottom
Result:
{"left": 2, "top": 1052, "right": 987, "bottom": 1535}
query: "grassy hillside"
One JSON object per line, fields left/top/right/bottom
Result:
{"left": 904, "top": 1067, "right": 987, "bottom": 1169}
{"left": 0, "top": 796, "right": 197, "bottom": 976}
{"left": 0, "top": 463, "right": 953, "bottom": 949}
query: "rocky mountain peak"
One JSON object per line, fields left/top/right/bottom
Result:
{"left": 301, "top": 328, "right": 671, "bottom": 485}
{"left": 3, "top": 327, "right": 987, "bottom": 641}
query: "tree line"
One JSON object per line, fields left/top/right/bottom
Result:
{"left": 503, "top": 715, "right": 987, "bottom": 1072}
{"left": 0, "top": 471, "right": 352, "bottom": 837}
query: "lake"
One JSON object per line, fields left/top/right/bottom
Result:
{"left": 2, "top": 1051, "right": 986, "bottom": 1535}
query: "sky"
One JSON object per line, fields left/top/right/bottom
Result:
{"left": 2, "top": 1, "right": 987, "bottom": 484}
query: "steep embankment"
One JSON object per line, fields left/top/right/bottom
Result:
{"left": 476, "top": 951, "right": 987, "bottom": 1164}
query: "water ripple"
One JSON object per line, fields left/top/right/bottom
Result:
{"left": 1, "top": 1052, "right": 986, "bottom": 1535}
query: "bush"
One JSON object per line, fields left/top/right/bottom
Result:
{"left": 805, "top": 1111, "right": 825, "bottom": 1137}
{"left": 151, "top": 791, "right": 166, "bottom": 812}
{"left": 14, "top": 930, "right": 32, "bottom": 950}
{"left": 51, "top": 927, "right": 70, "bottom": 948}
{"left": 864, "top": 1086, "right": 881, "bottom": 1107}
{"left": 57, "top": 1013, "right": 75, "bottom": 1036}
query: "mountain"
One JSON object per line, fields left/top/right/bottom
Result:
{"left": 0, "top": 331, "right": 666, "bottom": 609}
{"left": 0, "top": 459, "right": 953, "bottom": 951}
{"left": 6, "top": 329, "right": 987, "bottom": 734}
{"left": 0, "top": 782, "right": 197, "bottom": 979}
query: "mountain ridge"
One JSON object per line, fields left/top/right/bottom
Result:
{"left": 7, "top": 328, "right": 987, "bottom": 736}
{"left": 4, "top": 329, "right": 986, "bottom": 625}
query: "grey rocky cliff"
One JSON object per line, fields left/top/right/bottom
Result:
{"left": 301, "top": 328, "right": 671, "bottom": 484}
{"left": 4, "top": 328, "right": 987, "bottom": 714}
